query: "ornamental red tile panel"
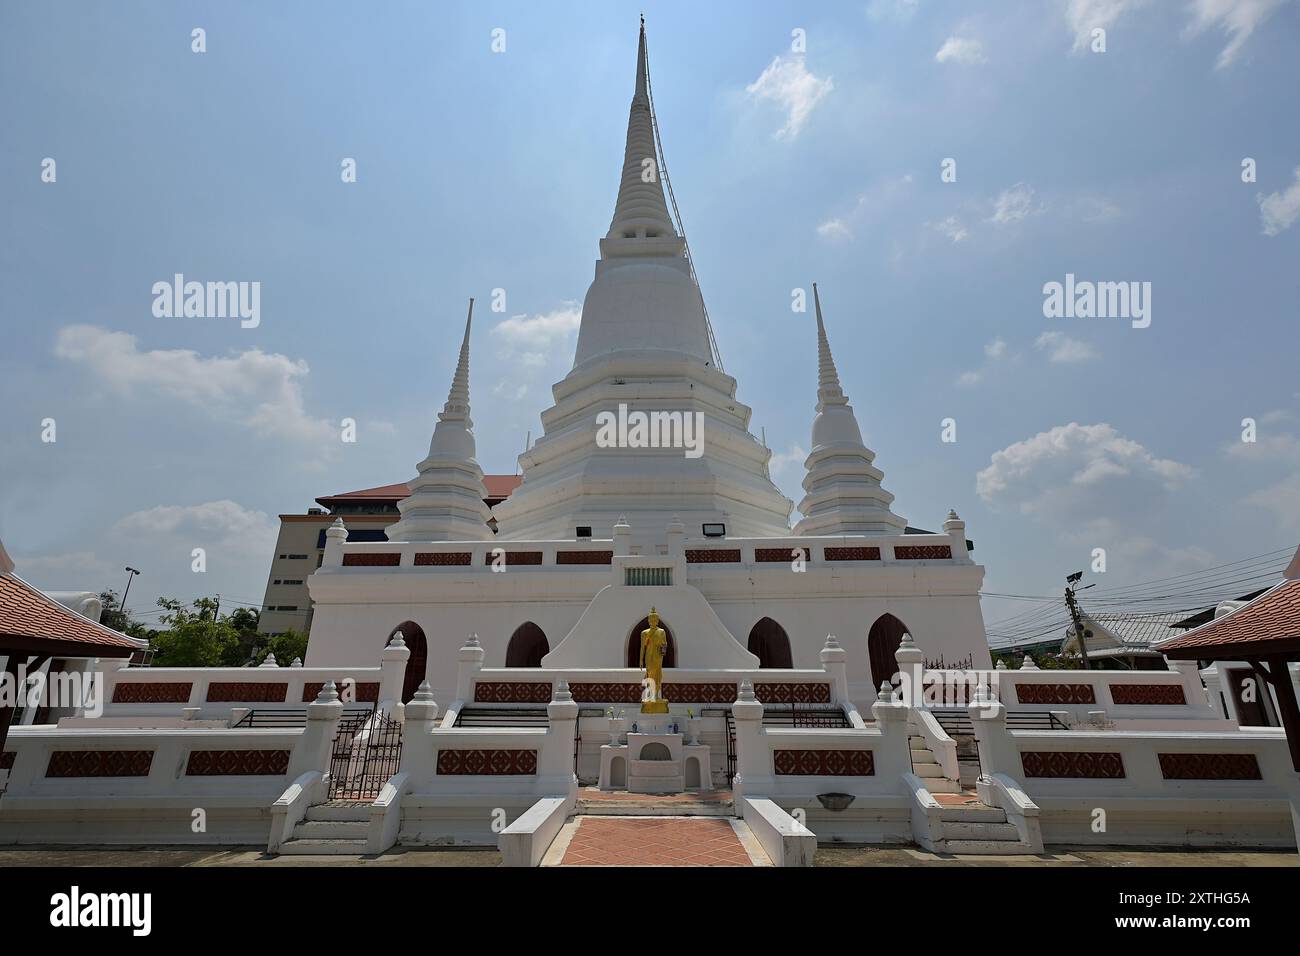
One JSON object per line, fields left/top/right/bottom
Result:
{"left": 184, "top": 749, "right": 291, "bottom": 776}
{"left": 341, "top": 552, "right": 401, "bottom": 567}
{"left": 414, "top": 551, "right": 471, "bottom": 566}
{"left": 824, "top": 546, "right": 881, "bottom": 561}
{"left": 1014, "top": 683, "right": 1096, "bottom": 705}
{"left": 754, "top": 682, "right": 833, "bottom": 704}
{"left": 483, "top": 551, "right": 543, "bottom": 566}
{"left": 773, "top": 749, "right": 874, "bottom": 776}
{"left": 436, "top": 749, "right": 537, "bottom": 775}
{"left": 46, "top": 750, "right": 154, "bottom": 777}
{"left": 567, "top": 682, "right": 642, "bottom": 704}
{"left": 663, "top": 682, "right": 736, "bottom": 703}
{"left": 1157, "top": 579, "right": 1300, "bottom": 654}
{"left": 0, "top": 573, "right": 141, "bottom": 651}
{"left": 206, "top": 682, "right": 288, "bottom": 703}
{"left": 301, "top": 681, "right": 379, "bottom": 703}
{"left": 755, "top": 547, "right": 806, "bottom": 562}
{"left": 1157, "top": 752, "right": 1262, "bottom": 780}
{"left": 893, "top": 545, "right": 952, "bottom": 560}
{"left": 555, "top": 550, "right": 613, "bottom": 565}
{"left": 474, "top": 681, "right": 552, "bottom": 703}
{"left": 112, "top": 682, "right": 193, "bottom": 704}
{"left": 685, "top": 549, "right": 741, "bottom": 563}
{"left": 1109, "top": 683, "right": 1186, "bottom": 705}
{"left": 1021, "top": 751, "right": 1125, "bottom": 778}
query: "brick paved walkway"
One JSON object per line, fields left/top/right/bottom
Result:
{"left": 558, "top": 817, "right": 754, "bottom": 866}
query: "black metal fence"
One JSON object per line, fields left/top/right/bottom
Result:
{"left": 327, "top": 708, "right": 403, "bottom": 800}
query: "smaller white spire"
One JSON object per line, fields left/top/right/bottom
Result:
{"left": 795, "top": 284, "right": 906, "bottom": 537}
{"left": 388, "top": 299, "right": 494, "bottom": 542}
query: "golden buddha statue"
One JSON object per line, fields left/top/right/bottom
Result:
{"left": 638, "top": 607, "right": 670, "bottom": 714}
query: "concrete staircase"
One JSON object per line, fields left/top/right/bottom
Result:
{"left": 933, "top": 798, "right": 1036, "bottom": 855}
{"left": 908, "top": 735, "right": 960, "bottom": 794}
{"left": 574, "top": 789, "right": 735, "bottom": 818}
{"left": 276, "top": 801, "right": 371, "bottom": 856}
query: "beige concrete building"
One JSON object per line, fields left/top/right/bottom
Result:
{"left": 258, "top": 476, "right": 521, "bottom": 635}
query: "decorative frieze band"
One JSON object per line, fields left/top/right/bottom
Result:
{"left": 342, "top": 552, "right": 401, "bottom": 567}
{"left": 474, "top": 681, "right": 553, "bottom": 703}
{"left": 685, "top": 549, "right": 741, "bottom": 563}
{"left": 774, "top": 749, "right": 874, "bottom": 776}
{"left": 754, "top": 682, "right": 833, "bottom": 704}
{"left": 1021, "top": 751, "right": 1125, "bottom": 778}
{"left": 824, "top": 546, "right": 881, "bottom": 561}
{"left": 414, "top": 551, "right": 471, "bottom": 566}
{"left": 1014, "top": 683, "right": 1096, "bottom": 705}
{"left": 185, "top": 749, "right": 291, "bottom": 776}
{"left": 484, "top": 550, "right": 543, "bottom": 566}
{"left": 436, "top": 749, "right": 537, "bottom": 775}
{"left": 207, "top": 682, "right": 288, "bottom": 703}
{"left": 893, "top": 545, "right": 952, "bottom": 560}
{"left": 755, "top": 547, "right": 806, "bottom": 562}
{"left": 112, "top": 682, "right": 193, "bottom": 704}
{"left": 46, "top": 750, "right": 154, "bottom": 778}
{"left": 555, "top": 550, "right": 613, "bottom": 565}
{"left": 1158, "top": 752, "right": 1262, "bottom": 780}
{"left": 1109, "top": 684, "right": 1186, "bottom": 705}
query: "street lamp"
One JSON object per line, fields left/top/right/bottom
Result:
{"left": 121, "top": 566, "right": 141, "bottom": 619}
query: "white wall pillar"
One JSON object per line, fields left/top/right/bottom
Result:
{"left": 538, "top": 681, "right": 579, "bottom": 798}
{"left": 869, "top": 682, "right": 912, "bottom": 779}
{"left": 288, "top": 681, "right": 344, "bottom": 779}
{"left": 820, "top": 635, "right": 849, "bottom": 706}
{"left": 322, "top": 517, "right": 347, "bottom": 567}
{"left": 454, "top": 635, "right": 485, "bottom": 702}
{"left": 400, "top": 681, "right": 440, "bottom": 783}
{"left": 613, "top": 515, "right": 631, "bottom": 557}
{"left": 1170, "top": 659, "right": 1215, "bottom": 715}
{"left": 967, "top": 688, "right": 1018, "bottom": 778}
{"left": 893, "top": 632, "right": 925, "bottom": 707}
{"left": 732, "top": 680, "right": 768, "bottom": 802}
{"left": 379, "top": 632, "right": 410, "bottom": 710}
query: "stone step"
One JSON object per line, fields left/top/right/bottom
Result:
{"left": 277, "top": 838, "right": 369, "bottom": 856}
{"left": 938, "top": 805, "right": 1006, "bottom": 824}
{"left": 294, "top": 819, "right": 369, "bottom": 840}
{"left": 925, "top": 777, "right": 962, "bottom": 794}
{"left": 576, "top": 800, "right": 735, "bottom": 818}
{"left": 939, "top": 838, "right": 1037, "bottom": 856}
{"left": 940, "top": 821, "right": 1020, "bottom": 840}
{"left": 913, "top": 763, "right": 946, "bottom": 778}
{"left": 306, "top": 803, "right": 371, "bottom": 823}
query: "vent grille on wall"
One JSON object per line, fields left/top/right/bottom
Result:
{"left": 625, "top": 567, "right": 672, "bottom": 587}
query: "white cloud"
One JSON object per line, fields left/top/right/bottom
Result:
{"left": 491, "top": 303, "right": 582, "bottom": 366}
{"left": 54, "top": 324, "right": 335, "bottom": 445}
{"left": 1065, "top": 0, "right": 1144, "bottom": 52}
{"left": 933, "top": 216, "right": 970, "bottom": 242}
{"left": 1035, "top": 330, "right": 1100, "bottom": 363}
{"left": 767, "top": 443, "right": 807, "bottom": 476}
{"left": 745, "top": 55, "right": 834, "bottom": 140}
{"left": 1185, "top": 0, "right": 1290, "bottom": 69}
{"left": 1068, "top": 196, "right": 1122, "bottom": 223}
{"left": 984, "top": 337, "right": 1009, "bottom": 360}
{"left": 977, "top": 422, "right": 1194, "bottom": 519}
{"left": 867, "top": 0, "right": 921, "bottom": 21}
{"left": 956, "top": 370, "right": 984, "bottom": 387}
{"left": 957, "top": 337, "right": 1011, "bottom": 386}
{"left": 988, "top": 183, "right": 1042, "bottom": 224}
{"left": 1244, "top": 473, "right": 1300, "bottom": 531}
{"left": 935, "top": 37, "right": 987, "bottom": 65}
{"left": 1257, "top": 166, "right": 1300, "bottom": 236}
{"left": 817, "top": 218, "right": 853, "bottom": 241}
{"left": 113, "top": 500, "right": 277, "bottom": 543}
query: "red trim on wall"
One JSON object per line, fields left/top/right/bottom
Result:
{"left": 774, "top": 750, "right": 874, "bottom": 775}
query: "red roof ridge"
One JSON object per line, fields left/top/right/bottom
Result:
{"left": 0, "top": 571, "right": 146, "bottom": 651}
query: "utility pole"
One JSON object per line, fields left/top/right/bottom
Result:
{"left": 213, "top": 594, "right": 221, "bottom": 620}
{"left": 1064, "top": 571, "right": 1094, "bottom": 671}
{"left": 120, "top": 566, "right": 140, "bottom": 620}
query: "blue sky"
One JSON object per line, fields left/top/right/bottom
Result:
{"left": 2, "top": 1, "right": 1298, "bottom": 637}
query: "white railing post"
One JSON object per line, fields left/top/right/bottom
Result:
{"left": 967, "top": 685, "right": 1017, "bottom": 778}
{"left": 539, "top": 681, "right": 579, "bottom": 798}
{"left": 1170, "top": 659, "right": 1215, "bottom": 715}
{"left": 893, "top": 632, "right": 925, "bottom": 707}
{"left": 455, "top": 635, "right": 485, "bottom": 702}
{"left": 820, "top": 635, "right": 849, "bottom": 706}
{"left": 869, "top": 682, "right": 913, "bottom": 779}
{"left": 379, "top": 632, "right": 410, "bottom": 710}
{"left": 731, "top": 680, "right": 768, "bottom": 802}
{"left": 287, "top": 681, "right": 344, "bottom": 779}
{"left": 400, "top": 681, "right": 440, "bottom": 783}
{"left": 322, "top": 517, "right": 348, "bottom": 567}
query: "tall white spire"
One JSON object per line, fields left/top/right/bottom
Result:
{"left": 388, "top": 299, "right": 493, "bottom": 542}
{"left": 606, "top": 19, "right": 678, "bottom": 243}
{"left": 795, "top": 284, "right": 906, "bottom": 536}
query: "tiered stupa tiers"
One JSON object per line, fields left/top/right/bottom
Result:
{"left": 490, "top": 22, "right": 794, "bottom": 545}
{"left": 794, "top": 284, "right": 907, "bottom": 536}
{"left": 387, "top": 303, "right": 493, "bottom": 542}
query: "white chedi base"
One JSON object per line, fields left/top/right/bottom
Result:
{"left": 598, "top": 730, "right": 712, "bottom": 793}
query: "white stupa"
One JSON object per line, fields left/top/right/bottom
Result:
{"left": 794, "top": 284, "right": 906, "bottom": 536}
{"left": 387, "top": 302, "right": 493, "bottom": 542}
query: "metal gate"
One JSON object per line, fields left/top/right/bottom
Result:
{"left": 327, "top": 707, "right": 403, "bottom": 800}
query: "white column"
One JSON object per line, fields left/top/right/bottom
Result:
{"left": 613, "top": 515, "right": 632, "bottom": 557}
{"left": 869, "top": 682, "right": 913, "bottom": 780}
{"left": 379, "top": 632, "right": 411, "bottom": 710}
{"left": 893, "top": 632, "right": 925, "bottom": 707}
{"left": 538, "top": 681, "right": 579, "bottom": 798}
{"left": 454, "top": 635, "right": 485, "bottom": 702}
{"left": 288, "top": 681, "right": 344, "bottom": 779}
{"left": 400, "top": 681, "right": 440, "bottom": 783}
{"left": 819, "top": 635, "right": 849, "bottom": 706}
{"left": 967, "top": 686, "right": 1018, "bottom": 778}
{"left": 322, "top": 517, "right": 348, "bottom": 567}
{"left": 731, "top": 680, "right": 769, "bottom": 802}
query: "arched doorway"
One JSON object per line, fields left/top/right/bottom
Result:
{"left": 626, "top": 617, "right": 677, "bottom": 669}
{"left": 747, "top": 617, "right": 793, "bottom": 668}
{"left": 505, "top": 622, "right": 549, "bottom": 667}
{"left": 392, "top": 621, "right": 427, "bottom": 704}
{"left": 867, "top": 613, "right": 908, "bottom": 690}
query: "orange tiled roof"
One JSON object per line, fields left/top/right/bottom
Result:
{"left": 1157, "top": 578, "right": 1300, "bottom": 656}
{"left": 317, "top": 475, "right": 522, "bottom": 505}
{"left": 0, "top": 573, "right": 142, "bottom": 654}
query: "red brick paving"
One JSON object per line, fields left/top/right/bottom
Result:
{"left": 560, "top": 817, "right": 753, "bottom": 866}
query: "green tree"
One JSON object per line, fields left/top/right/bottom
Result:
{"left": 252, "top": 629, "right": 309, "bottom": 668}
{"left": 97, "top": 589, "right": 152, "bottom": 639}
{"left": 148, "top": 598, "right": 240, "bottom": 667}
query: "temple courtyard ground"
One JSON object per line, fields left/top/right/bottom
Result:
{"left": 0, "top": 844, "right": 1291, "bottom": 867}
